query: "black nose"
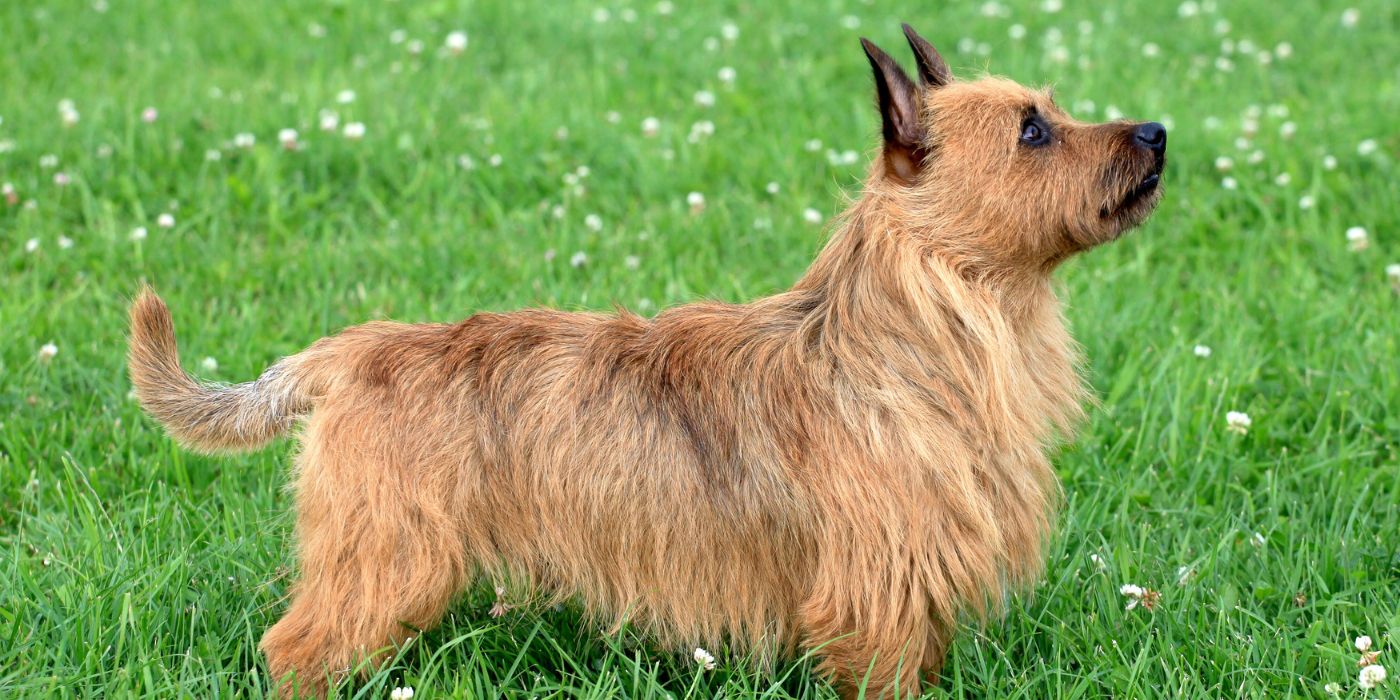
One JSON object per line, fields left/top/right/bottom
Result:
{"left": 1134, "top": 121, "right": 1167, "bottom": 153}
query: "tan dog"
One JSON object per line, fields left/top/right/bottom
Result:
{"left": 129, "top": 24, "right": 1165, "bottom": 698}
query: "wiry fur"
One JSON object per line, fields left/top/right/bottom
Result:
{"left": 127, "top": 26, "right": 1165, "bottom": 699}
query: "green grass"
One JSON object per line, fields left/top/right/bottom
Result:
{"left": 3, "top": 0, "right": 1398, "bottom": 697}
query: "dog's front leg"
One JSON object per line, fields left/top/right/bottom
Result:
{"left": 797, "top": 526, "right": 948, "bottom": 699}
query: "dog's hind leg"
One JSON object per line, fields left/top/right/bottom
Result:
{"left": 260, "top": 409, "right": 468, "bottom": 698}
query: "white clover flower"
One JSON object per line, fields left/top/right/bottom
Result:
{"left": 200, "top": 356, "right": 218, "bottom": 372}
{"left": 1359, "top": 664, "right": 1386, "bottom": 690}
{"left": 802, "top": 208, "right": 823, "bottom": 224}
{"left": 1214, "top": 19, "right": 1231, "bottom": 35}
{"left": 205, "top": 149, "right": 223, "bottom": 162}
{"left": 389, "top": 687, "right": 415, "bottom": 700}
{"left": 1346, "top": 226, "right": 1368, "bottom": 251}
{"left": 620, "top": 8, "right": 637, "bottom": 22}
{"left": 624, "top": 255, "right": 640, "bottom": 270}
{"left": 1221, "top": 177, "right": 1238, "bottom": 190}
{"left": 1323, "top": 155, "right": 1338, "bottom": 170}
{"left": 1214, "top": 56, "right": 1234, "bottom": 72}
{"left": 1324, "top": 681, "right": 1341, "bottom": 695}
{"left": 38, "top": 342, "right": 58, "bottom": 363}
{"left": 390, "top": 29, "right": 406, "bottom": 44}
{"left": 720, "top": 22, "right": 739, "bottom": 41}
{"left": 1339, "top": 8, "right": 1360, "bottom": 28}
{"left": 584, "top": 213, "right": 603, "bottom": 231}
{"left": 488, "top": 154, "right": 502, "bottom": 167}
{"left": 278, "top": 128, "right": 299, "bottom": 150}
{"left": 1274, "top": 42, "right": 1293, "bottom": 59}
{"left": 693, "top": 647, "right": 716, "bottom": 670}
{"left": 141, "top": 107, "right": 159, "bottom": 123}
{"left": 233, "top": 132, "right": 256, "bottom": 149}
{"left": 319, "top": 110, "right": 340, "bottom": 132}
{"left": 641, "top": 116, "right": 660, "bottom": 137}
{"left": 58, "top": 235, "right": 73, "bottom": 249}
{"left": 39, "top": 154, "right": 58, "bottom": 169}
{"left": 1120, "top": 583, "right": 1144, "bottom": 598}
{"left": 1089, "top": 553, "right": 1106, "bottom": 570}
{"left": 0, "top": 140, "right": 14, "bottom": 154}
{"left": 655, "top": 1, "right": 674, "bottom": 15}
{"left": 1008, "top": 24, "right": 1027, "bottom": 40}
{"left": 157, "top": 213, "right": 175, "bottom": 228}
{"left": 687, "top": 120, "right": 714, "bottom": 143}
{"left": 1247, "top": 150, "right": 1265, "bottom": 165}
{"left": 25, "top": 238, "right": 40, "bottom": 253}
{"left": 1177, "top": 0, "right": 1199, "bottom": 17}
{"left": 1386, "top": 264, "right": 1400, "bottom": 282}
{"left": 53, "top": 172, "right": 70, "bottom": 186}
{"left": 1041, "top": 0, "right": 1063, "bottom": 12}
{"left": 1141, "top": 42, "right": 1160, "bottom": 58}
{"left": 1274, "top": 172, "right": 1291, "bottom": 186}
{"left": 1226, "top": 411, "right": 1251, "bottom": 434}
{"left": 343, "top": 122, "right": 366, "bottom": 140}
{"left": 1104, "top": 105, "right": 1124, "bottom": 121}
{"left": 1356, "top": 635, "right": 1373, "bottom": 652}
{"left": 1214, "top": 156, "right": 1234, "bottom": 172}
{"left": 686, "top": 191, "right": 705, "bottom": 213}
{"left": 337, "top": 89, "right": 357, "bottom": 104}
{"left": 1299, "top": 195, "right": 1315, "bottom": 210}
{"left": 60, "top": 106, "right": 80, "bottom": 127}
{"left": 1194, "top": 344, "right": 1212, "bottom": 358}
{"left": 445, "top": 30, "right": 468, "bottom": 54}
{"left": 693, "top": 90, "right": 715, "bottom": 108}
{"left": 1250, "top": 531, "right": 1265, "bottom": 547}
{"left": 604, "top": 111, "right": 621, "bottom": 124}
{"left": 592, "top": 7, "right": 611, "bottom": 23}
{"left": 1279, "top": 121, "right": 1296, "bottom": 139}
{"left": 717, "top": 66, "right": 736, "bottom": 83}
{"left": 130, "top": 226, "right": 148, "bottom": 242}
{"left": 1357, "top": 139, "right": 1378, "bottom": 156}
{"left": 840, "top": 15, "right": 860, "bottom": 29}
{"left": 569, "top": 251, "right": 588, "bottom": 268}
{"left": 765, "top": 181, "right": 780, "bottom": 195}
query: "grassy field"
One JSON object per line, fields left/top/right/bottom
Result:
{"left": 3, "top": 0, "right": 1398, "bottom": 697}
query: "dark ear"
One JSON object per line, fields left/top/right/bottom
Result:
{"left": 901, "top": 23, "right": 953, "bottom": 88}
{"left": 860, "top": 37, "right": 927, "bottom": 183}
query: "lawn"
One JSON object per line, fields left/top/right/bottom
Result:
{"left": 2, "top": 0, "right": 1398, "bottom": 697}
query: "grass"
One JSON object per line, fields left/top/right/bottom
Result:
{"left": 2, "top": 0, "right": 1398, "bottom": 697}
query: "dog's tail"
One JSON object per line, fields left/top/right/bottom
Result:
{"left": 128, "top": 287, "right": 321, "bottom": 453}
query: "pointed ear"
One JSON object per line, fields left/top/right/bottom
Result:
{"left": 901, "top": 23, "right": 953, "bottom": 88}
{"left": 860, "top": 37, "right": 927, "bottom": 183}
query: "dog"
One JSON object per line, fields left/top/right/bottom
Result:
{"left": 128, "top": 24, "right": 1165, "bottom": 698}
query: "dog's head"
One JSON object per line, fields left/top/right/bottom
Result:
{"left": 862, "top": 25, "right": 1166, "bottom": 268}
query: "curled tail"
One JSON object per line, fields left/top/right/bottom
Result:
{"left": 128, "top": 287, "right": 317, "bottom": 453}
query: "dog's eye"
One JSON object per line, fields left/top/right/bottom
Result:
{"left": 1019, "top": 118, "right": 1050, "bottom": 146}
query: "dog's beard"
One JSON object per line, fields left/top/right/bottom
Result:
{"left": 1098, "top": 154, "right": 1165, "bottom": 233}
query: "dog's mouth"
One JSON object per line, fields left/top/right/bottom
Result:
{"left": 1119, "top": 172, "right": 1160, "bottom": 209}
{"left": 1101, "top": 164, "right": 1164, "bottom": 221}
